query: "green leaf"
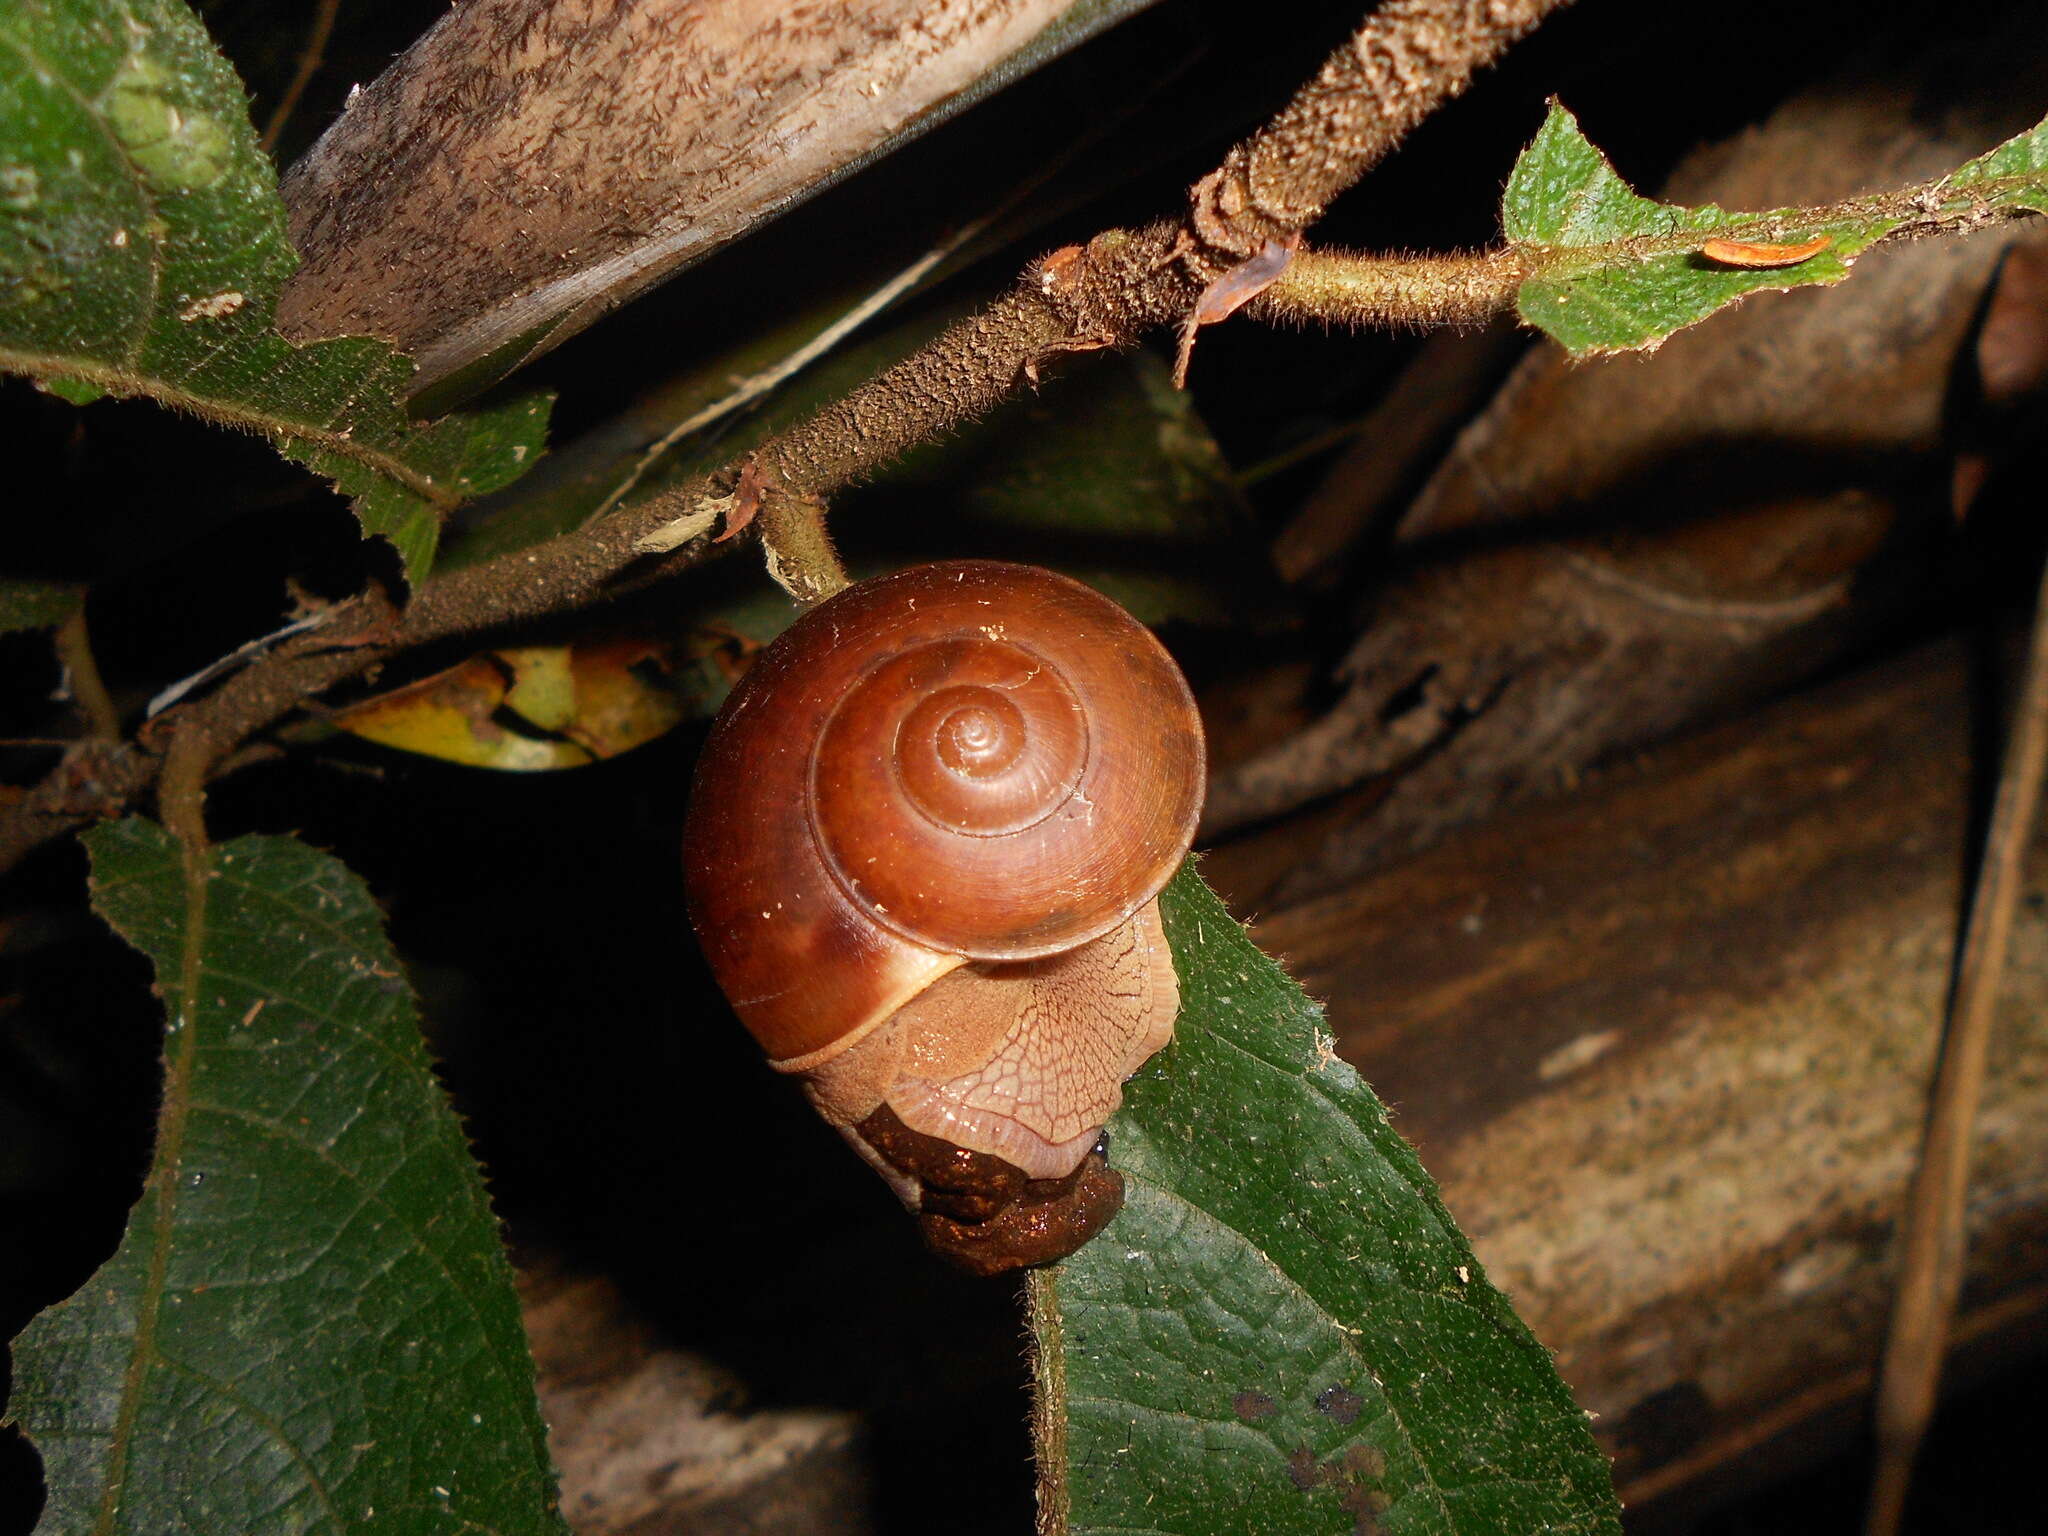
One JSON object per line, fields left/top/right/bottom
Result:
{"left": 0, "top": 0, "right": 550, "bottom": 580}
{"left": 5, "top": 819, "right": 567, "bottom": 1536}
{"left": 39, "top": 375, "right": 104, "bottom": 405}
{"left": 1504, "top": 101, "right": 1904, "bottom": 355}
{"left": 861, "top": 348, "right": 1271, "bottom": 627}
{"left": 1035, "top": 867, "right": 1620, "bottom": 1536}
{"left": 0, "top": 575, "right": 83, "bottom": 633}
{"left": 1950, "top": 113, "right": 2048, "bottom": 215}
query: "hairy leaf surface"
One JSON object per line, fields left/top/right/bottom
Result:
{"left": 1505, "top": 102, "right": 2048, "bottom": 355}
{"left": 0, "top": 0, "right": 549, "bottom": 579}
{"left": 1035, "top": 867, "right": 1621, "bottom": 1536}
{"left": 5, "top": 820, "right": 566, "bottom": 1536}
{"left": 1951, "top": 115, "right": 2048, "bottom": 214}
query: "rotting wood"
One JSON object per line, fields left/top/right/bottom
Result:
{"left": 1239, "top": 637, "right": 2048, "bottom": 1521}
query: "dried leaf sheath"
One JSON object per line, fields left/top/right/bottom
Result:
{"left": 278, "top": 0, "right": 1092, "bottom": 391}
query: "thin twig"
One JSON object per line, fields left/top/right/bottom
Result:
{"left": 589, "top": 209, "right": 1004, "bottom": 523}
{"left": 260, "top": 0, "right": 343, "bottom": 155}
{"left": 1865, "top": 549, "right": 2048, "bottom": 1536}
{"left": 53, "top": 608, "right": 119, "bottom": 739}
{"left": 1188, "top": 0, "right": 1574, "bottom": 260}
{"left": 0, "top": 0, "right": 1571, "bottom": 873}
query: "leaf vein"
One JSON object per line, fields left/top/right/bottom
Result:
{"left": 147, "top": 1351, "right": 346, "bottom": 1531}
{"left": 1113, "top": 1172, "right": 1456, "bottom": 1528}
{"left": 187, "top": 1096, "right": 535, "bottom": 1401}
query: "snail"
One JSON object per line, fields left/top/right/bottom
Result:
{"left": 683, "top": 560, "right": 1204, "bottom": 1274}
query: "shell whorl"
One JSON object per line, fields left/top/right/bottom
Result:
{"left": 683, "top": 560, "right": 1204, "bottom": 1064}
{"left": 810, "top": 623, "right": 1169, "bottom": 958}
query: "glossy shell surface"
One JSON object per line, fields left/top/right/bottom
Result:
{"left": 683, "top": 561, "right": 1204, "bottom": 1065}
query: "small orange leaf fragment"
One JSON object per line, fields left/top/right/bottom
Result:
{"left": 714, "top": 457, "right": 768, "bottom": 543}
{"left": 1699, "top": 234, "right": 1833, "bottom": 269}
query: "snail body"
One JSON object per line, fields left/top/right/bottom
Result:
{"left": 683, "top": 561, "right": 1203, "bottom": 1273}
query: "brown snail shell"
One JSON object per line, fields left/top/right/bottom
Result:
{"left": 683, "top": 560, "right": 1204, "bottom": 1273}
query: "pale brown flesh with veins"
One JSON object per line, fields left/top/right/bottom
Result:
{"left": 805, "top": 900, "right": 1178, "bottom": 1275}
{"left": 807, "top": 898, "right": 1178, "bottom": 1179}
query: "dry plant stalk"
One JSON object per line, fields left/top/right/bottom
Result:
{"left": 277, "top": 0, "right": 1080, "bottom": 387}
{"left": 1864, "top": 555, "right": 2048, "bottom": 1536}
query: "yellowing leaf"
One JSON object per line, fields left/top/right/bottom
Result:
{"left": 499, "top": 647, "right": 580, "bottom": 733}
{"left": 332, "top": 635, "right": 709, "bottom": 770}
{"left": 335, "top": 654, "right": 583, "bottom": 770}
{"left": 553, "top": 638, "right": 694, "bottom": 759}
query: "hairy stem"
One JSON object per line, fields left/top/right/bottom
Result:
{"left": 1027, "top": 1268, "right": 1071, "bottom": 1536}
{"left": 1253, "top": 247, "right": 1526, "bottom": 330}
{"left": 0, "top": 0, "right": 1570, "bottom": 872}
{"left": 1190, "top": 0, "right": 1575, "bottom": 258}
{"left": 758, "top": 291, "right": 1075, "bottom": 493}
{"left": 758, "top": 489, "right": 851, "bottom": 607}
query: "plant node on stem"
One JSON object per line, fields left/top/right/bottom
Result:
{"left": 755, "top": 482, "right": 849, "bottom": 607}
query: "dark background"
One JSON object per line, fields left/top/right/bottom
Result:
{"left": 3, "top": 0, "right": 2043, "bottom": 1530}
